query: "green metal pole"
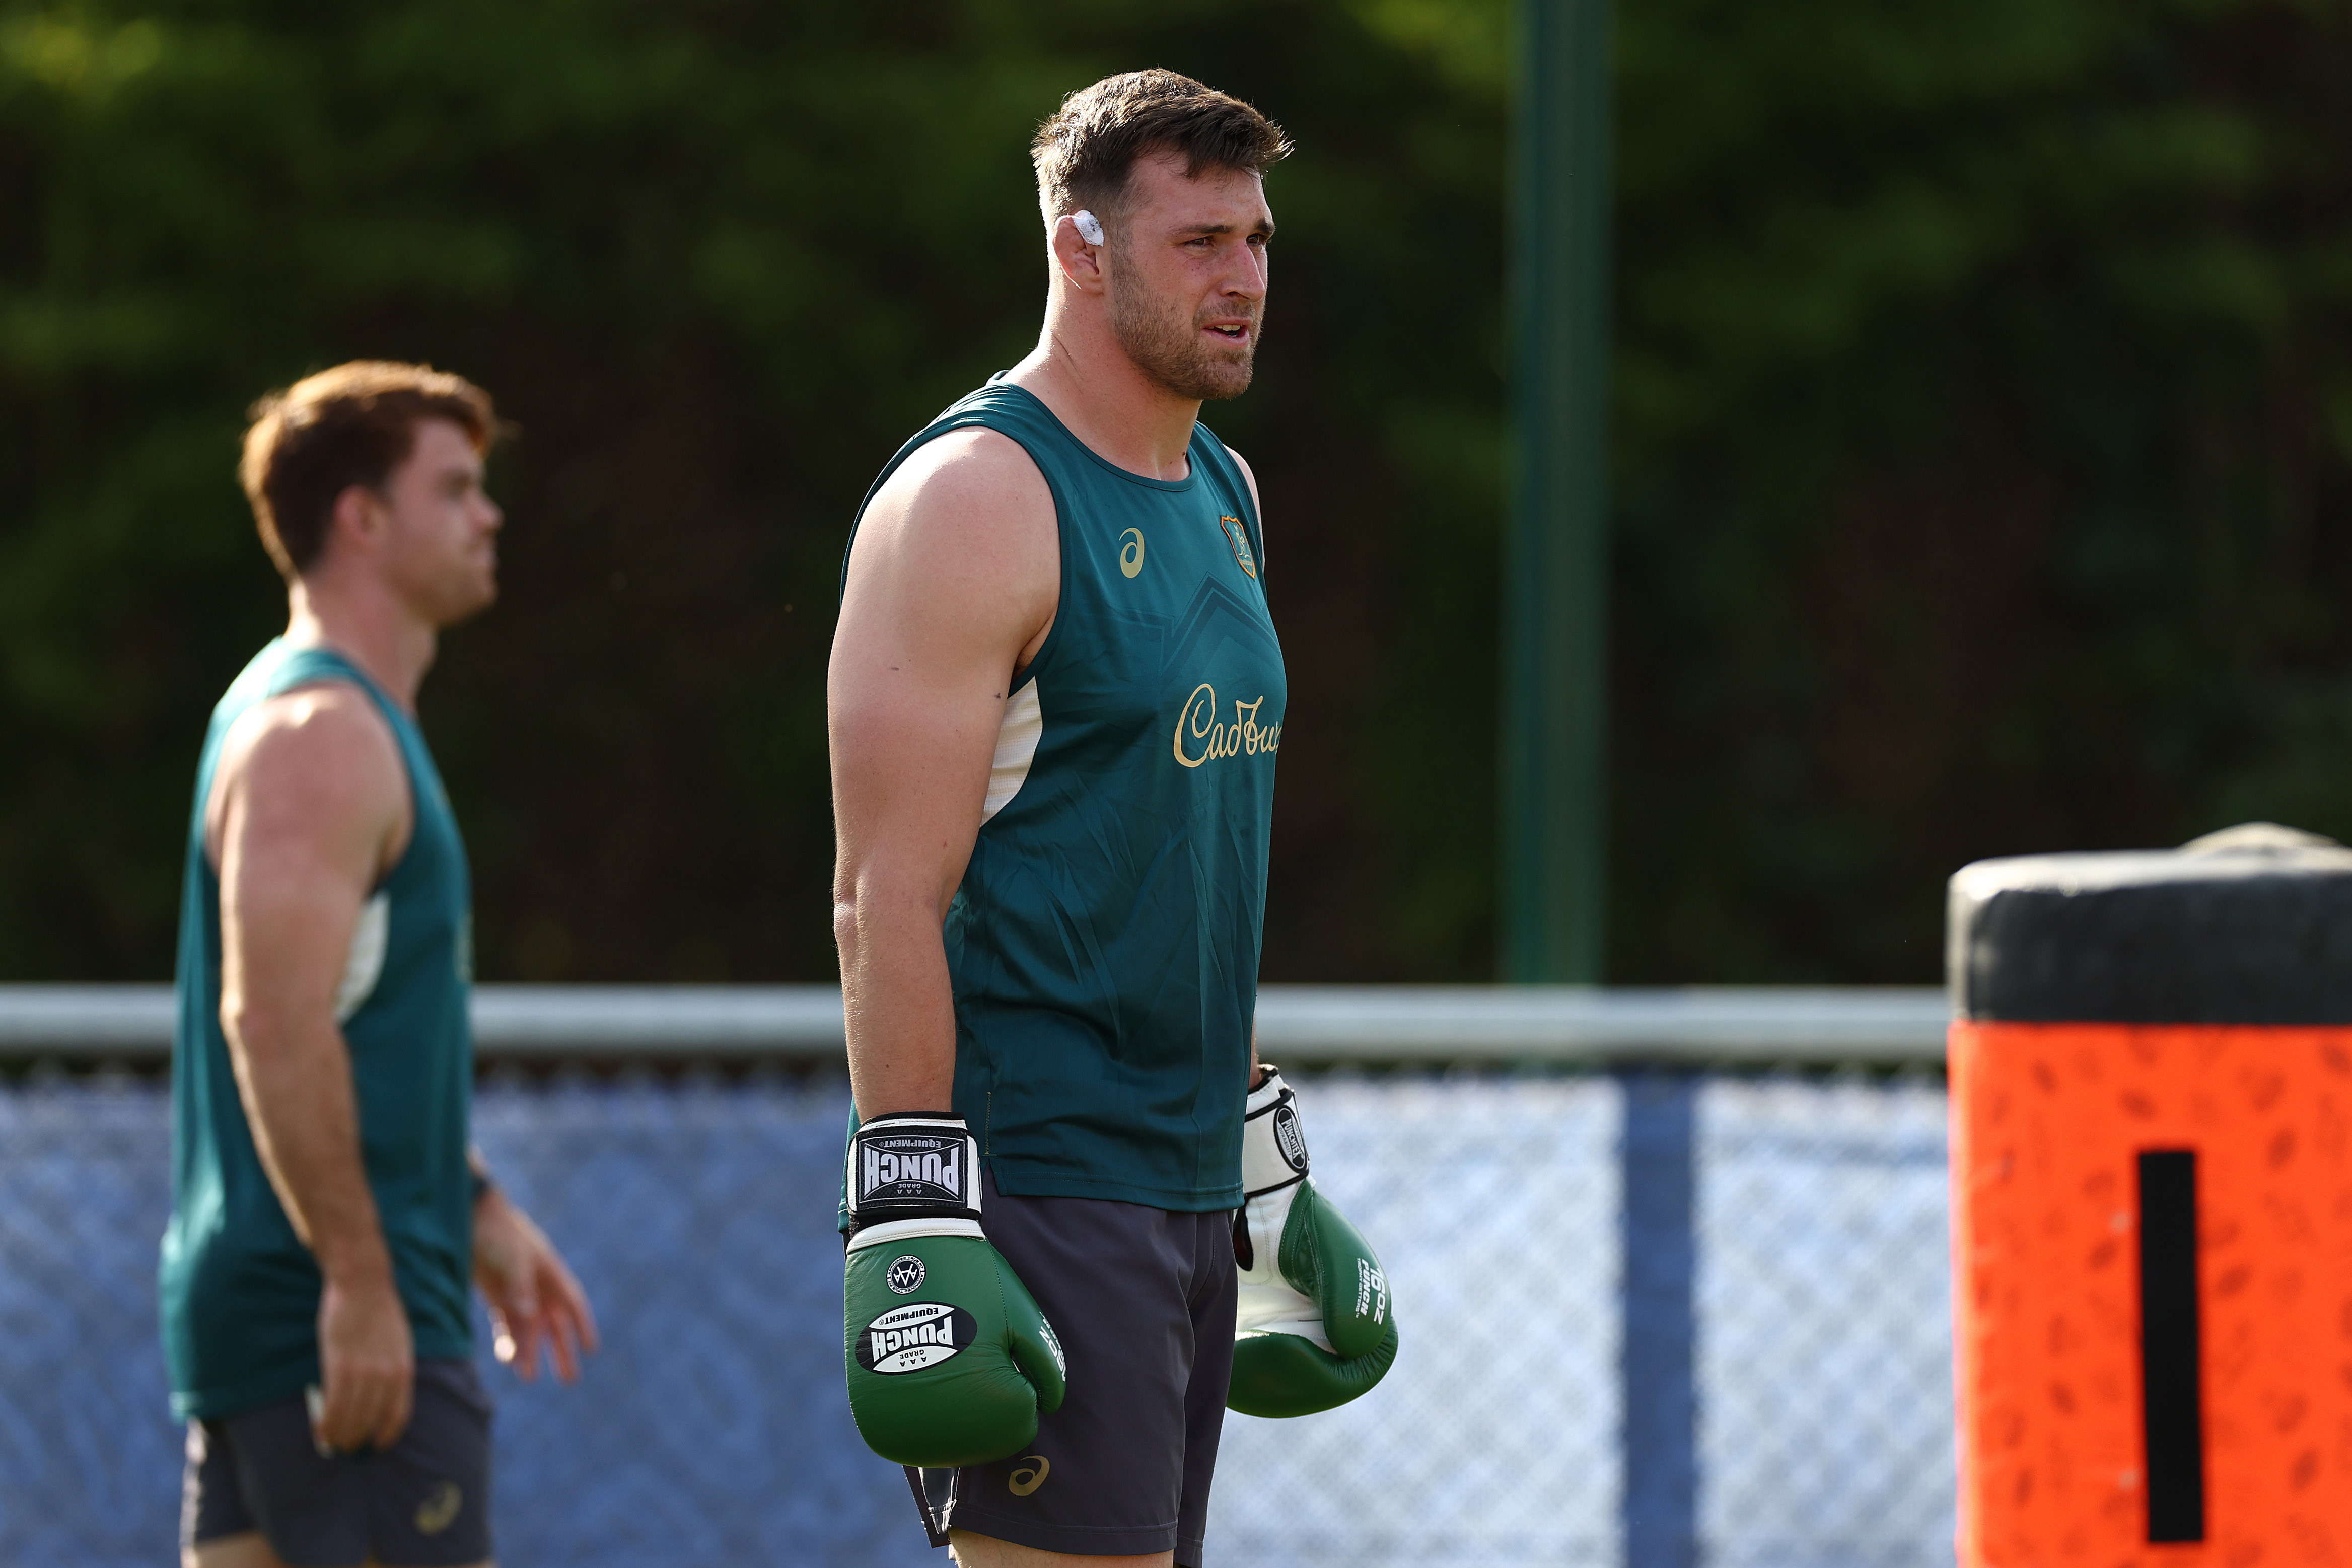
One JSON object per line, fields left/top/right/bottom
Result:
{"left": 1502, "top": 0, "right": 1614, "bottom": 983}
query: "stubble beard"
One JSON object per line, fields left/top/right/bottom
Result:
{"left": 1109, "top": 264, "right": 1260, "bottom": 403}
{"left": 394, "top": 543, "right": 498, "bottom": 629}
{"left": 443, "top": 555, "right": 499, "bottom": 626}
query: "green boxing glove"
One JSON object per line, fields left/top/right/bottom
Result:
{"left": 842, "top": 1113, "right": 1067, "bottom": 1468}
{"left": 1228, "top": 1067, "right": 1399, "bottom": 1418}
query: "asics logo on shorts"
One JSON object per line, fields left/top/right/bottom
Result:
{"left": 415, "top": 1480, "right": 464, "bottom": 1536}
{"left": 1009, "top": 1455, "right": 1051, "bottom": 1495}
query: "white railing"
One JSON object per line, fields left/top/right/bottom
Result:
{"left": 0, "top": 985, "right": 1950, "bottom": 1064}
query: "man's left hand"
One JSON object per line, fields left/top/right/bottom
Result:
{"left": 472, "top": 1188, "right": 599, "bottom": 1383}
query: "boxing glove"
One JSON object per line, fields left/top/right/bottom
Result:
{"left": 842, "top": 1113, "right": 1066, "bottom": 1467}
{"left": 1228, "top": 1067, "right": 1399, "bottom": 1418}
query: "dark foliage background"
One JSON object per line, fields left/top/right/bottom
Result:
{"left": 3, "top": 0, "right": 2347, "bottom": 983}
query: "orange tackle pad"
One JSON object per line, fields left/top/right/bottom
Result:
{"left": 1952, "top": 1019, "right": 2352, "bottom": 1567}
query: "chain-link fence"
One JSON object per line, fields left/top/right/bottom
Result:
{"left": 1212, "top": 1073, "right": 1624, "bottom": 1566}
{"left": 1697, "top": 1075, "right": 1954, "bottom": 1568}
{"left": 0, "top": 1062, "right": 1954, "bottom": 1567}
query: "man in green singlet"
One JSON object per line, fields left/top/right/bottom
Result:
{"left": 162, "top": 362, "right": 596, "bottom": 1568}
{"left": 831, "top": 73, "right": 1392, "bottom": 1567}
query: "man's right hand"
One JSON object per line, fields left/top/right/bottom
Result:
{"left": 315, "top": 1265, "right": 414, "bottom": 1453}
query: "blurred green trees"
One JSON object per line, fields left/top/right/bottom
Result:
{"left": 2, "top": 0, "right": 2347, "bottom": 983}
{"left": 1609, "top": 0, "right": 2352, "bottom": 978}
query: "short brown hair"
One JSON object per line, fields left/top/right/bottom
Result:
{"left": 239, "top": 361, "right": 499, "bottom": 579}
{"left": 1031, "top": 70, "right": 1291, "bottom": 229}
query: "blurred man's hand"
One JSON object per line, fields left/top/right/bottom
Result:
{"left": 316, "top": 1266, "right": 414, "bottom": 1452}
{"left": 473, "top": 1190, "right": 598, "bottom": 1383}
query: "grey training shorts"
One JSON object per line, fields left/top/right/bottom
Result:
{"left": 910, "top": 1167, "right": 1239, "bottom": 1566}
{"left": 182, "top": 1358, "right": 494, "bottom": 1567}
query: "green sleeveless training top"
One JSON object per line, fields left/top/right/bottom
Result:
{"left": 845, "top": 378, "right": 1286, "bottom": 1210}
{"left": 160, "top": 640, "right": 476, "bottom": 1420}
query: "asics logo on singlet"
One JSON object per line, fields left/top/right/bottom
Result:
{"left": 1119, "top": 528, "right": 1146, "bottom": 578}
{"left": 1173, "top": 685, "right": 1282, "bottom": 769}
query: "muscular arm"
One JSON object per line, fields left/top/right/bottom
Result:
{"left": 209, "top": 684, "right": 412, "bottom": 1450}
{"left": 831, "top": 432, "right": 1059, "bottom": 1120}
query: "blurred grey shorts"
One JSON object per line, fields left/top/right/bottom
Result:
{"left": 182, "top": 1358, "right": 493, "bottom": 1568}
{"left": 914, "top": 1169, "right": 1238, "bottom": 1567}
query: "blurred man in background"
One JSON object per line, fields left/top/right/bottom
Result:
{"left": 833, "top": 70, "right": 1390, "bottom": 1567}
{"left": 161, "top": 363, "right": 596, "bottom": 1568}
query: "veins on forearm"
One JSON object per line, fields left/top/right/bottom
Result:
{"left": 838, "top": 892, "right": 960, "bottom": 1118}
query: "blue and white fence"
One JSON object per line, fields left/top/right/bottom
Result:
{"left": 0, "top": 987, "right": 1955, "bottom": 1567}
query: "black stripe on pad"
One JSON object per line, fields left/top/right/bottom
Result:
{"left": 2137, "top": 1148, "right": 2205, "bottom": 1544}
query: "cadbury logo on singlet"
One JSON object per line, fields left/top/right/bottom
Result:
{"left": 858, "top": 1302, "right": 978, "bottom": 1375}
{"left": 1173, "top": 684, "right": 1281, "bottom": 769}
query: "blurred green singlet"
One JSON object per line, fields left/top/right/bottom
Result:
{"left": 160, "top": 640, "right": 476, "bottom": 1421}
{"left": 842, "top": 378, "right": 1287, "bottom": 1211}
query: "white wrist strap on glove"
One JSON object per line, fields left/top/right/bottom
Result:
{"left": 1234, "top": 1067, "right": 1333, "bottom": 1351}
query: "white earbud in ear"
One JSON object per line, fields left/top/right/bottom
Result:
{"left": 1072, "top": 209, "right": 1105, "bottom": 246}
